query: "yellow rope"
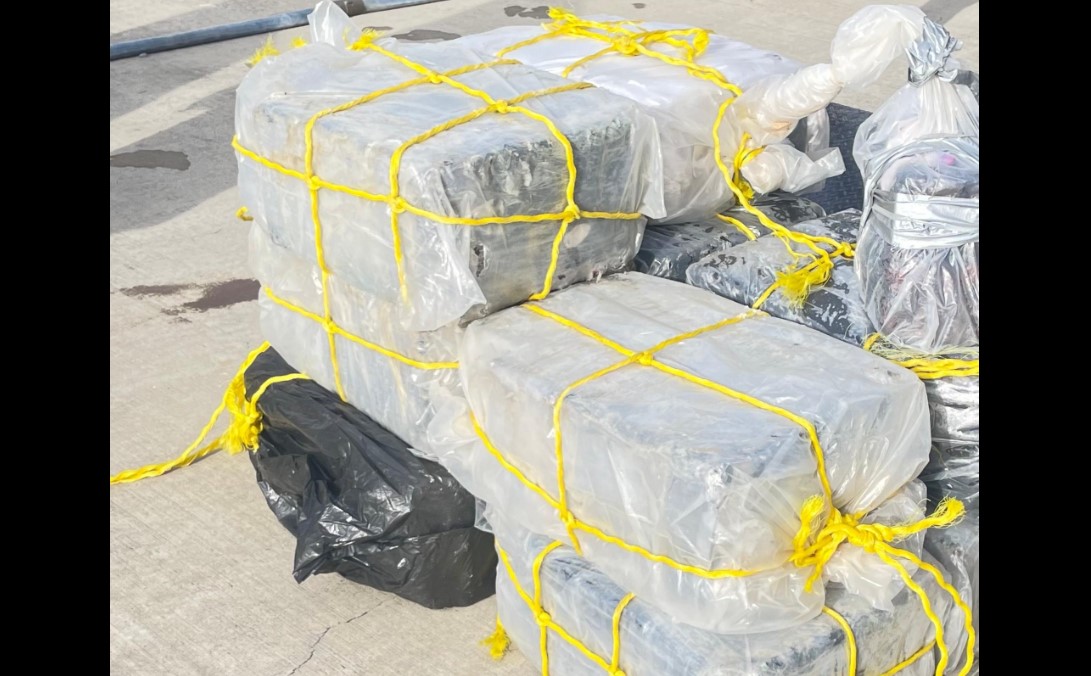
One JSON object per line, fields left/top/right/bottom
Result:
{"left": 235, "top": 206, "right": 253, "bottom": 221}
{"left": 482, "top": 617, "right": 511, "bottom": 660}
{"left": 262, "top": 288, "right": 458, "bottom": 370}
{"left": 879, "top": 640, "right": 937, "bottom": 676}
{"left": 246, "top": 36, "right": 279, "bottom": 66}
{"left": 717, "top": 213, "right": 757, "bottom": 240}
{"left": 822, "top": 606, "right": 857, "bottom": 675}
{"left": 864, "top": 333, "right": 979, "bottom": 380}
{"left": 609, "top": 593, "right": 635, "bottom": 675}
{"left": 109, "top": 343, "right": 309, "bottom": 485}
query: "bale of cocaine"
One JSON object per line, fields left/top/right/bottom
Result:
{"left": 632, "top": 192, "right": 826, "bottom": 281}
{"left": 243, "top": 347, "right": 497, "bottom": 609}
{"left": 429, "top": 271, "right": 931, "bottom": 633}
{"left": 236, "top": 37, "right": 662, "bottom": 331}
{"left": 686, "top": 210, "right": 870, "bottom": 346}
{"left": 920, "top": 376, "right": 979, "bottom": 510}
{"left": 488, "top": 484, "right": 955, "bottom": 676}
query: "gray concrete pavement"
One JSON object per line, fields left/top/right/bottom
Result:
{"left": 109, "top": 1, "right": 978, "bottom": 673}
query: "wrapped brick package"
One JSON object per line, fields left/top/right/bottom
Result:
{"left": 685, "top": 210, "right": 869, "bottom": 346}
{"left": 488, "top": 486, "right": 957, "bottom": 676}
{"left": 455, "top": 14, "right": 838, "bottom": 223}
{"left": 249, "top": 223, "right": 460, "bottom": 459}
{"left": 430, "top": 272, "right": 931, "bottom": 633}
{"left": 633, "top": 192, "right": 826, "bottom": 282}
{"left": 235, "top": 20, "right": 663, "bottom": 332}
{"left": 243, "top": 348, "right": 496, "bottom": 609}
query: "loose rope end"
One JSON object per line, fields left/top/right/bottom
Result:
{"left": 350, "top": 29, "right": 385, "bottom": 51}
{"left": 236, "top": 206, "right": 253, "bottom": 221}
{"left": 246, "top": 37, "right": 280, "bottom": 66}
{"left": 482, "top": 618, "right": 511, "bottom": 660}
{"left": 774, "top": 258, "right": 832, "bottom": 308}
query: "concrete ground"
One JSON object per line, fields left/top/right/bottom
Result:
{"left": 109, "top": 1, "right": 979, "bottom": 673}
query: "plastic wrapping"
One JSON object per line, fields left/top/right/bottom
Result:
{"left": 632, "top": 192, "right": 825, "bottom": 282}
{"left": 454, "top": 17, "right": 836, "bottom": 223}
{"left": 925, "top": 509, "right": 979, "bottom": 675}
{"left": 248, "top": 222, "right": 461, "bottom": 459}
{"left": 853, "top": 17, "right": 979, "bottom": 353}
{"left": 489, "top": 485, "right": 951, "bottom": 676}
{"left": 236, "top": 15, "right": 662, "bottom": 332}
{"left": 718, "top": 5, "right": 926, "bottom": 154}
{"left": 429, "top": 272, "right": 931, "bottom": 633}
{"left": 686, "top": 210, "right": 870, "bottom": 346}
{"left": 920, "top": 376, "right": 979, "bottom": 511}
{"left": 243, "top": 347, "right": 496, "bottom": 609}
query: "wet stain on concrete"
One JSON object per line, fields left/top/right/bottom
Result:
{"left": 633, "top": 2, "right": 646, "bottom": 8}
{"left": 181, "top": 279, "right": 261, "bottom": 312}
{"left": 392, "top": 29, "right": 461, "bottom": 42}
{"left": 120, "top": 283, "right": 197, "bottom": 297}
{"left": 110, "top": 149, "right": 191, "bottom": 171}
{"left": 119, "top": 279, "right": 260, "bottom": 315}
{"left": 504, "top": 5, "right": 550, "bottom": 19}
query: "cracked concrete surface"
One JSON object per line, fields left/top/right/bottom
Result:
{"left": 109, "top": 1, "right": 978, "bottom": 673}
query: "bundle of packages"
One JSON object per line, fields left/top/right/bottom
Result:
{"left": 430, "top": 272, "right": 934, "bottom": 634}
{"left": 235, "top": 2, "right": 664, "bottom": 332}
{"left": 454, "top": 11, "right": 841, "bottom": 223}
{"left": 248, "top": 223, "right": 460, "bottom": 458}
{"left": 487, "top": 483, "right": 963, "bottom": 676}
{"left": 685, "top": 210, "right": 869, "bottom": 346}
{"left": 632, "top": 192, "right": 825, "bottom": 281}
{"left": 243, "top": 347, "right": 496, "bottom": 609}
{"left": 853, "top": 18, "right": 979, "bottom": 353}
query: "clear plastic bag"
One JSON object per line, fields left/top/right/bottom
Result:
{"left": 454, "top": 16, "right": 836, "bottom": 223}
{"left": 925, "top": 508, "right": 979, "bottom": 675}
{"left": 235, "top": 4, "right": 663, "bottom": 332}
{"left": 489, "top": 484, "right": 951, "bottom": 676}
{"left": 429, "top": 272, "right": 931, "bottom": 633}
{"left": 853, "top": 17, "right": 979, "bottom": 353}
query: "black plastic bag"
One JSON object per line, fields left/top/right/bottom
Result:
{"left": 244, "top": 348, "right": 497, "bottom": 609}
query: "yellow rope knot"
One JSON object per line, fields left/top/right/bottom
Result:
{"left": 562, "top": 205, "right": 582, "bottom": 221}
{"left": 427, "top": 73, "right": 444, "bottom": 84}
{"left": 614, "top": 37, "right": 640, "bottom": 55}
{"left": 491, "top": 99, "right": 513, "bottom": 114}
{"left": 390, "top": 196, "right": 409, "bottom": 214}
{"left": 634, "top": 351, "right": 656, "bottom": 366}
{"left": 790, "top": 495, "right": 965, "bottom": 593}
{"left": 536, "top": 610, "right": 552, "bottom": 626}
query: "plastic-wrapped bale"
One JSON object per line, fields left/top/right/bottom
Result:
{"left": 429, "top": 271, "right": 931, "bottom": 633}
{"left": 920, "top": 376, "right": 979, "bottom": 511}
{"left": 249, "top": 222, "right": 460, "bottom": 459}
{"left": 926, "top": 509, "right": 979, "bottom": 675}
{"left": 235, "top": 34, "right": 662, "bottom": 332}
{"left": 243, "top": 347, "right": 497, "bottom": 609}
{"left": 488, "top": 486, "right": 956, "bottom": 676}
{"left": 632, "top": 192, "right": 826, "bottom": 281}
{"left": 455, "top": 15, "right": 837, "bottom": 223}
{"left": 686, "top": 210, "right": 871, "bottom": 346}
{"left": 853, "top": 19, "right": 979, "bottom": 353}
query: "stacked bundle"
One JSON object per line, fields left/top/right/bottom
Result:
{"left": 235, "top": 21, "right": 661, "bottom": 459}
{"left": 223, "top": 3, "right": 979, "bottom": 672}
